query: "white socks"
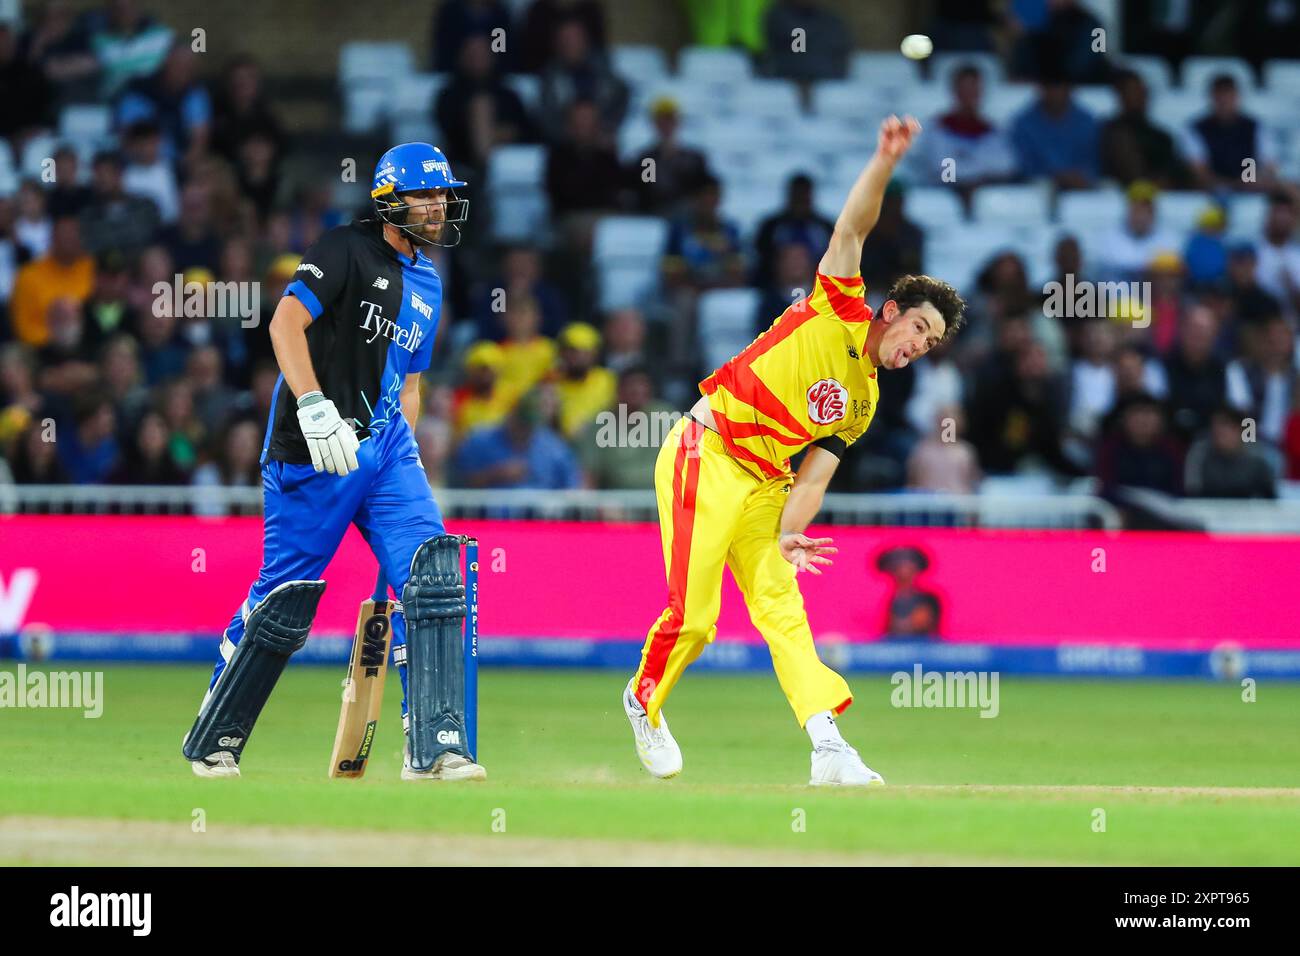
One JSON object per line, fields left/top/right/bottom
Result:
{"left": 806, "top": 710, "right": 846, "bottom": 748}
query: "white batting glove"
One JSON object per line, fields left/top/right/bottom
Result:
{"left": 296, "top": 391, "right": 360, "bottom": 476}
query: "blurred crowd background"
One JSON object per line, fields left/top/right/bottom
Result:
{"left": 3, "top": 0, "right": 1300, "bottom": 523}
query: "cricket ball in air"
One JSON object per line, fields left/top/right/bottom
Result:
{"left": 900, "top": 34, "right": 933, "bottom": 60}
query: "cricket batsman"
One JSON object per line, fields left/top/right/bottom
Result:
{"left": 623, "top": 116, "right": 966, "bottom": 786}
{"left": 182, "top": 143, "right": 486, "bottom": 782}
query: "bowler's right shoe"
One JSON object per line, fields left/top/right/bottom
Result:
{"left": 191, "top": 751, "right": 240, "bottom": 778}
{"left": 624, "top": 679, "right": 682, "bottom": 779}
{"left": 401, "top": 750, "right": 487, "bottom": 781}
{"left": 809, "top": 741, "right": 885, "bottom": 787}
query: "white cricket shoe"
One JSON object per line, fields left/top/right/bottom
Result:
{"left": 809, "top": 742, "right": 885, "bottom": 787}
{"left": 402, "top": 750, "right": 487, "bottom": 781}
{"left": 623, "top": 679, "right": 682, "bottom": 779}
{"left": 191, "top": 751, "right": 240, "bottom": 778}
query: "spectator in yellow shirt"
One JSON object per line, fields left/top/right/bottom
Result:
{"left": 10, "top": 215, "right": 95, "bottom": 347}
{"left": 555, "top": 321, "right": 616, "bottom": 437}
{"left": 452, "top": 340, "right": 513, "bottom": 439}
{"left": 497, "top": 294, "right": 557, "bottom": 405}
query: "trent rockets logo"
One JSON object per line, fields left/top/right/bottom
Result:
{"left": 806, "top": 379, "right": 848, "bottom": 424}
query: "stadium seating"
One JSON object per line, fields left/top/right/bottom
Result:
{"left": 677, "top": 46, "right": 753, "bottom": 84}
{"left": 485, "top": 145, "right": 549, "bottom": 243}
{"left": 697, "top": 288, "right": 761, "bottom": 371}
{"left": 339, "top": 42, "right": 415, "bottom": 86}
{"left": 972, "top": 184, "right": 1053, "bottom": 227}
{"left": 592, "top": 216, "right": 669, "bottom": 310}
{"left": 1180, "top": 55, "right": 1257, "bottom": 94}
{"left": 1118, "top": 55, "right": 1175, "bottom": 93}
{"left": 904, "top": 187, "right": 966, "bottom": 230}
{"left": 610, "top": 44, "right": 671, "bottom": 90}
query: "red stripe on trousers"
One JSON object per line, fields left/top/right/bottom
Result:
{"left": 638, "top": 421, "right": 703, "bottom": 708}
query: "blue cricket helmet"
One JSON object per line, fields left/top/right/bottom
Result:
{"left": 371, "top": 143, "right": 469, "bottom": 248}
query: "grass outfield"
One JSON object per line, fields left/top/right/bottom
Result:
{"left": 1, "top": 664, "right": 1298, "bottom": 865}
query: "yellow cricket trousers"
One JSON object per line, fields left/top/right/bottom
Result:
{"left": 632, "top": 416, "right": 853, "bottom": 728}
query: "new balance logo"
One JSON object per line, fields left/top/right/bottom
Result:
{"left": 372, "top": 277, "right": 389, "bottom": 290}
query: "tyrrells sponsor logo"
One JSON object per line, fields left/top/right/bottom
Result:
{"left": 411, "top": 292, "right": 434, "bottom": 320}
{"left": 359, "top": 300, "right": 423, "bottom": 353}
{"left": 806, "top": 378, "right": 848, "bottom": 424}
{"left": 296, "top": 262, "right": 323, "bottom": 279}
{"left": 50, "top": 886, "right": 152, "bottom": 936}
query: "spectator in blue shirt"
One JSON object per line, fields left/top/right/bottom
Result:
{"left": 115, "top": 43, "right": 211, "bottom": 165}
{"left": 58, "top": 392, "right": 120, "bottom": 483}
{"left": 454, "top": 390, "right": 583, "bottom": 490}
{"left": 1010, "top": 78, "right": 1099, "bottom": 189}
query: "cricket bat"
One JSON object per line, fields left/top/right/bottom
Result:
{"left": 329, "top": 572, "right": 396, "bottom": 778}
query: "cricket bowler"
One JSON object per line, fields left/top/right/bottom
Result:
{"left": 623, "top": 116, "right": 966, "bottom": 786}
{"left": 182, "top": 143, "right": 486, "bottom": 782}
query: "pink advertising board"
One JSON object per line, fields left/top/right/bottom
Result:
{"left": 1, "top": 516, "right": 1297, "bottom": 649}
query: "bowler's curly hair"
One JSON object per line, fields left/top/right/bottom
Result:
{"left": 886, "top": 274, "right": 966, "bottom": 342}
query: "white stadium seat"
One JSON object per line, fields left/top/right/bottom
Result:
{"left": 1180, "top": 55, "right": 1257, "bottom": 94}
{"left": 340, "top": 42, "right": 414, "bottom": 85}
{"left": 847, "top": 51, "right": 921, "bottom": 89}
{"left": 610, "top": 45, "right": 670, "bottom": 88}
{"left": 1073, "top": 86, "right": 1119, "bottom": 120}
{"left": 982, "top": 84, "right": 1037, "bottom": 126}
{"left": 391, "top": 73, "right": 448, "bottom": 120}
{"left": 1224, "top": 193, "right": 1268, "bottom": 241}
{"left": 728, "top": 79, "right": 801, "bottom": 119}
{"left": 1056, "top": 188, "right": 1126, "bottom": 233}
{"left": 58, "top": 105, "right": 112, "bottom": 143}
{"left": 1156, "top": 191, "right": 1218, "bottom": 235}
{"left": 486, "top": 145, "right": 549, "bottom": 242}
{"left": 1149, "top": 91, "right": 1205, "bottom": 130}
{"left": 811, "top": 80, "right": 893, "bottom": 125}
{"left": 972, "top": 184, "right": 1052, "bottom": 227}
{"left": 677, "top": 46, "right": 753, "bottom": 84}
{"left": 697, "top": 289, "right": 761, "bottom": 371}
{"left": 903, "top": 187, "right": 965, "bottom": 230}
{"left": 19, "top": 133, "right": 57, "bottom": 179}
{"left": 1262, "top": 59, "right": 1300, "bottom": 95}
{"left": 343, "top": 86, "right": 389, "bottom": 134}
{"left": 504, "top": 74, "right": 541, "bottom": 113}
{"left": 593, "top": 216, "right": 670, "bottom": 310}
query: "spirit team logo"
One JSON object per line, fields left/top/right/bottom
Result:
{"left": 806, "top": 379, "right": 848, "bottom": 425}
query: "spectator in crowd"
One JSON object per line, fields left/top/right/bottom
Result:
{"left": 1113, "top": 342, "right": 1168, "bottom": 403}
{"left": 602, "top": 307, "right": 651, "bottom": 375}
{"left": 57, "top": 390, "right": 119, "bottom": 483}
{"left": 1096, "top": 393, "right": 1183, "bottom": 497}
{"left": 628, "top": 96, "right": 712, "bottom": 217}
{"left": 414, "top": 382, "right": 456, "bottom": 488}
{"left": 14, "top": 180, "right": 53, "bottom": 261}
{"left": 545, "top": 99, "right": 625, "bottom": 217}
{"left": 158, "top": 180, "right": 221, "bottom": 272}
{"left": 108, "top": 408, "right": 187, "bottom": 484}
{"left": 22, "top": 0, "right": 99, "bottom": 101}
{"left": 763, "top": 0, "right": 850, "bottom": 82}
{"left": 430, "top": 0, "right": 513, "bottom": 74}
{"left": 192, "top": 417, "right": 261, "bottom": 489}
{"left": 46, "top": 147, "right": 95, "bottom": 218}
{"left": 1183, "top": 74, "right": 1278, "bottom": 193}
{"left": 453, "top": 389, "right": 582, "bottom": 489}
{"left": 121, "top": 120, "right": 180, "bottom": 224}
{"left": 495, "top": 294, "right": 556, "bottom": 408}
{"left": 1010, "top": 76, "right": 1099, "bottom": 189}
{"left": 157, "top": 378, "right": 203, "bottom": 472}
{"left": 79, "top": 149, "right": 160, "bottom": 257}
{"left": 858, "top": 181, "right": 923, "bottom": 292}
{"left": 36, "top": 296, "right": 98, "bottom": 399}
{"left": 914, "top": 63, "right": 1018, "bottom": 203}
{"left": 1012, "top": 0, "right": 1111, "bottom": 85}
{"left": 1182, "top": 205, "right": 1228, "bottom": 286}
{"left": 662, "top": 174, "right": 746, "bottom": 295}
{"left": 10, "top": 215, "right": 94, "bottom": 347}
{"left": 470, "top": 245, "right": 568, "bottom": 340}
{"left": 436, "top": 34, "right": 536, "bottom": 178}
{"left": 926, "top": 0, "right": 1005, "bottom": 52}
{"left": 753, "top": 173, "right": 834, "bottom": 284}
{"left": 554, "top": 321, "right": 616, "bottom": 437}
{"left": 0, "top": 345, "right": 41, "bottom": 458}
{"left": 905, "top": 337, "right": 964, "bottom": 438}
{"left": 1097, "top": 181, "right": 1182, "bottom": 281}
{"left": 1252, "top": 191, "right": 1300, "bottom": 322}
{"left": 518, "top": 0, "right": 608, "bottom": 74}
{"left": 85, "top": 0, "right": 174, "bottom": 99}
{"left": 906, "top": 404, "right": 981, "bottom": 494}
{"left": 210, "top": 54, "right": 283, "bottom": 168}
{"left": 538, "top": 16, "right": 627, "bottom": 142}
{"left": 756, "top": 242, "right": 816, "bottom": 336}
{"left": 1224, "top": 242, "right": 1282, "bottom": 326}
{"left": 185, "top": 345, "right": 236, "bottom": 435}
{"left": 452, "top": 340, "right": 511, "bottom": 439}
{"left": 1285, "top": 389, "right": 1300, "bottom": 480}
{"left": 1184, "top": 404, "right": 1276, "bottom": 499}
{"left": 133, "top": 303, "right": 188, "bottom": 386}
{"left": 1068, "top": 319, "right": 1119, "bottom": 440}
{"left": 1226, "top": 313, "right": 1295, "bottom": 446}
{"left": 98, "top": 333, "right": 149, "bottom": 431}
{"left": 0, "top": 22, "right": 53, "bottom": 143}
{"left": 115, "top": 41, "right": 211, "bottom": 164}
{"left": 6, "top": 417, "right": 71, "bottom": 484}
{"left": 1099, "top": 69, "right": 1188, "bottom": 188}
{"left": 577, "top": 365, "right": 671, "bottom": 489}
{"left": 1164, "top": 304, "right": 1228, "bottom": 441}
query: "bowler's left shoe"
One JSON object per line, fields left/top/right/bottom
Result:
{"left": 402, "top": 750, "right": 487, "bottom": 781}
{"left": 809, "top": 742, "right": 885, "bottom": 787}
